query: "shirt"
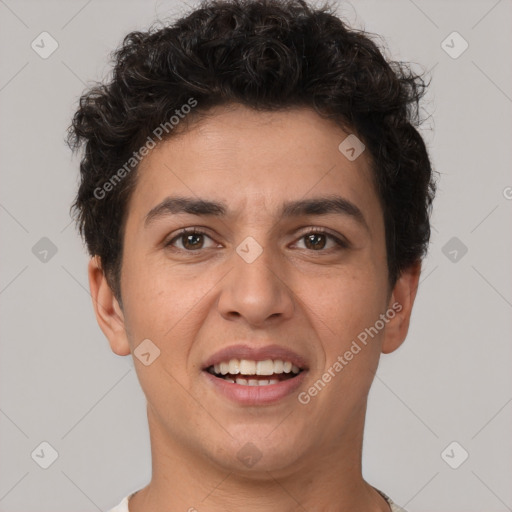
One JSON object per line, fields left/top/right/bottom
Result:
{"left": 107, "top": 488, "right": 409, "bottom": 511}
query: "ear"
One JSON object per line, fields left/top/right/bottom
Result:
{"left": 88, "top": 256, "right": 131, "bottom": 356}
{"left": 381, "top": 261, "right": 421, "bottom": 354}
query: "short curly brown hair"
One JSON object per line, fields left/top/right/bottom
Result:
{"left": 68, "top": 0, "right": 436, "bottom": 303}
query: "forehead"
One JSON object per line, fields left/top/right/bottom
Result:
{"left": 127, "top": 104, "right": 381, "bottom": 226}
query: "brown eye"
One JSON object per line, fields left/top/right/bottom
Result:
{"left": 295, "top": 229, "right": 348, "bottom": 251}
{"left": 181, "top": 233, "right": 204, "bottom": 250}
{"left": 304, "top": 233, "right": 327, "bottom": 250}
{"left": 165, "top": 229, "right": 216, "bottom": 251}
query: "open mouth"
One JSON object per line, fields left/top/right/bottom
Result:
{"left": 206, "top": 359, "right": 304, "bottom": 386}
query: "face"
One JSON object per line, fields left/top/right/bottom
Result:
{"left": 90, "top": 104, "right": 419, "bottom": 477}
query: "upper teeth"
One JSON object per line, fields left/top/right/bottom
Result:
{"left": 213, "top": 359, "right": 300, "bottom": 376}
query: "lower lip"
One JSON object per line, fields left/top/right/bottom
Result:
{"left": 203, "top": 371, "right": 307, "bottom": 405}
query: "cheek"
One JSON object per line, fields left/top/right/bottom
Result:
{"left": 119, "top": 260, "right": 209, "bottom": 406}
{"left": 120, "top": 256, "right": 214, "bottom": 350}
{"left": 310, "top": 265, "right": 388, "bottom": 359}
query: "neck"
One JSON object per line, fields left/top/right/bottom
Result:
{"left": 128, "top": 404, "right": 391, "bottom": 512}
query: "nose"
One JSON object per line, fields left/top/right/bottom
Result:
{"left": 217, "top": 244, "right": 295, "bottom": 328}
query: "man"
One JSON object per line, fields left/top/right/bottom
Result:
{"left": 68, "top": 0, "right": 435, "bottom": 510}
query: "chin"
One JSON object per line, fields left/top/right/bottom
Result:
{"left": 206, "top": 429, "right": 309, "bottom": 477}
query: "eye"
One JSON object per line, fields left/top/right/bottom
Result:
{"left": 164, "top": 227, "right": 348, "bottom": 253}
{"left": 165, "top": 229, "right": 218, "bottom": 251}
{"left": 294, "top": 228, "right": 348, "bottom": 251}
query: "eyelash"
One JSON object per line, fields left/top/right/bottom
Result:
{"left": 164, "top": 227, "right": 349, "bottom": 253}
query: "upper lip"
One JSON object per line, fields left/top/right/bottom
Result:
{"left": 202, "top": 344, "right": 309, "bottom": 371}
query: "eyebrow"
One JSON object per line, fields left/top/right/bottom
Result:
{"left": 144, "top": 195, "right": 369, "bottom": 231}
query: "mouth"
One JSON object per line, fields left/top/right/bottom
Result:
{"left": 206, "top": 358, "right": 303, "bottom": 386}
{"left": 202, "top": 344, "right": 308, "bottom": 405}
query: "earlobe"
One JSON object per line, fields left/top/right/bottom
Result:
{"left": 88, "top": 256, "right": 131, "bottom": 356}
{"left": 381, "top": 262, "right": 421, "bottom": 354}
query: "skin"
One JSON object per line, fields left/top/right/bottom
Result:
{"left": 89, "top": 104, "right": 420, "bottom": 512}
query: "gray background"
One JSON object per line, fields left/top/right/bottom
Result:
{"left": 1, "top": 0, "right": 511, "bottom": 511}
